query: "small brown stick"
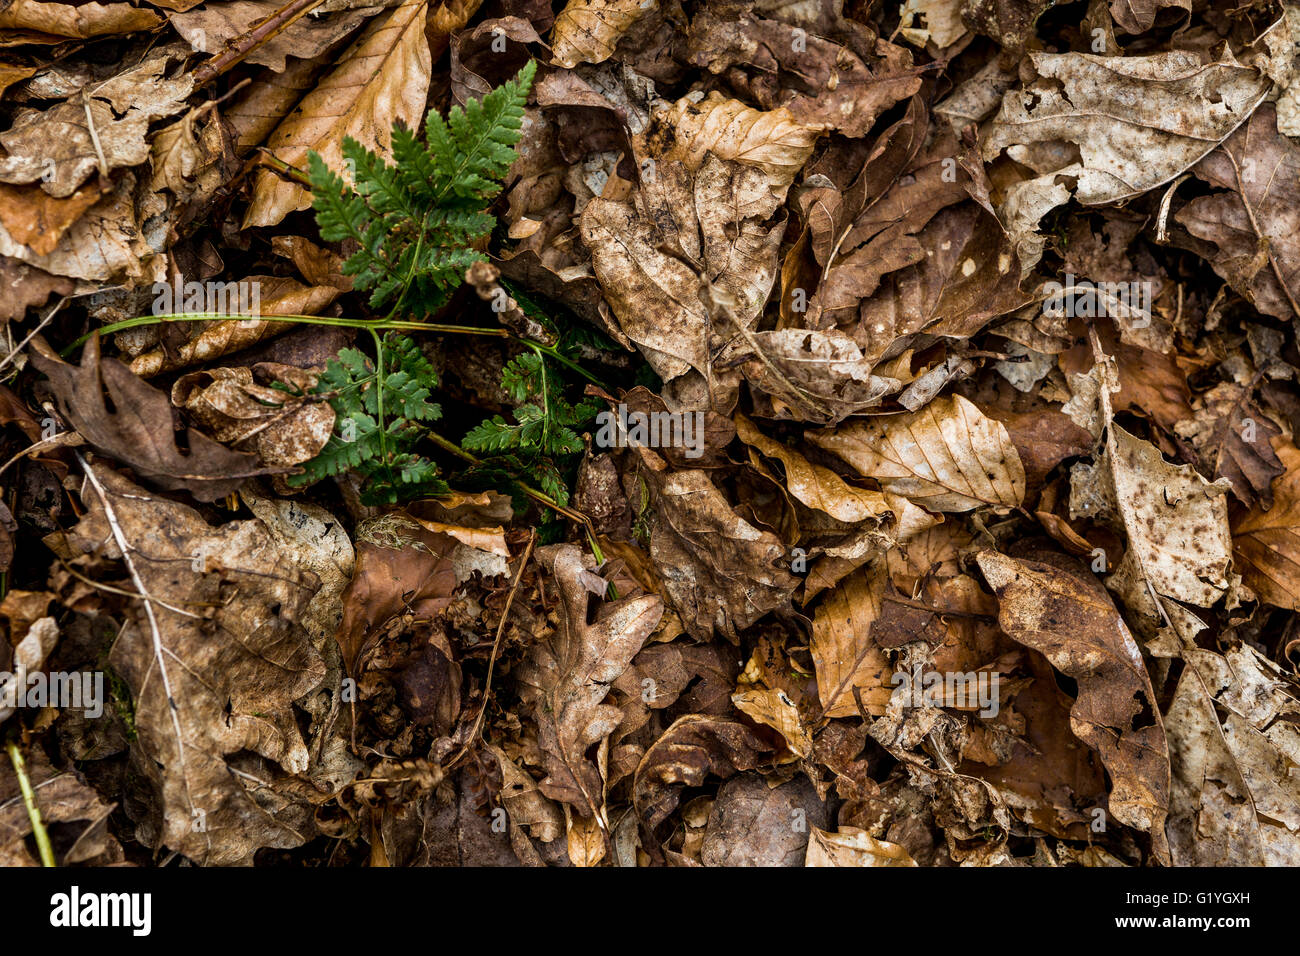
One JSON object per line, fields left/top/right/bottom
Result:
{"left": 191, "top": 0, "right": 329, "bottom": 87}
{"left": 74, "top": 453, "right": 207, "bottom": 857}
{"left": 446, "top": 530, "right": 537, "bottom": 770}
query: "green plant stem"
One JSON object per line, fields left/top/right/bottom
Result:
{"left": 63, "top": 313, "right": 508, "bottom": 355}
{"left": 65, "top": 312, "right": 606, "bottom": 387}
{"left": 423, "top": 428, "right": 606, "bottom": 566}
{"left": 255, "top": 149, "right": 313, "bottom": 187}
{"left": 5, "top": 737, "right": 55, "bottom": 866}
{"left": 367, "top": 327, "right": 391, "bottom": 485}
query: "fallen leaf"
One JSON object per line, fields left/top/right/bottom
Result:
{"left": 0, "top": 52, "right": 193, "bottom": 198}
{"left": 245, "top": 0, "right": 431, "bottom": 227}
{"left": 550, "top": 0, "right": 654, "bottom": 69}
{"left": 67, "top": 467, "right": 329, "bottom": 865}
{"left": 809, "top": 394, "right": 1026, "bottom": 513}
{"left": 805, "top": 827, "right": 917, "bottom": 866}
{"left": 977, "top": 549, "right": 1171, "bottom": 855}
{"left": 518, "top": 544, "right": 662, "bottom": 825}
{"left": 1233, "top": 439, "right": 1300, "bottom": 610}
{"left": 30, "top": 334, "right": 264, "bottom": 502}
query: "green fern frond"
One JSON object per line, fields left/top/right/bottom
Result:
{"left": 289, "top": 334, "right": 445, "bottom": 505}
{"left": 307, "top": 60, "right": 535, "bottom": 317}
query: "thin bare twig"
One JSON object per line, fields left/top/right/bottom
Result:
{"left": 74, "top": 453, "right": 205, "bottom": 854}
{"left": 447, "top": 530, "right": 537, "bottom": 770}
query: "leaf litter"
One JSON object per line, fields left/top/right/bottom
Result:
{"left": 0, "top": 0, "right": 1298, "bottom": 870}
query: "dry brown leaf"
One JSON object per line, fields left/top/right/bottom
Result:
{"left": 333, "top": 521, "right": 460, "bottom": 674}
{"left": 580, "top": 92, "right": 818, "bottom": 385}
{"left": 171, "top": 364, "right": 335, "bottom": 468}
{"left": 551, "top": 0, "right": 653, "bottom": 69}
{"left": 731, "top": 688, "right": 811, "bottom": 757}
{"left": 685, "top": 8, "right": 922, "bottom": 137}
{"left": 30, "top": 334, "right": 264, "bottom": 502}
{"left": 810, "top": 560, "right": 893, "bottom": 719}
{"left": 244, "top": 0, "right": 431, "bottom": 227}
{"left": 1178, "top": 103, "right": 1300, "bottom": 323}
{"left": 1070, "top": 421, "right": 1234, "bottom": 612}
{"left": 637, "top": 454, "right": 798, "bottom": 641}
{"left": 632, "top": 714, "right": 775, "bottom": 838}
{"left": 977, "top": 549, "right": 1171, "bottom": 857}
{"left": 169, "top": 1, "right": 380, "bottom": 73}
{"left": 717, "top": 330, "right": 899, "bottom": 425}
{"left": 0, "top": 749, "right": 121, "bottom": 866}
{"left": 67, "top": 467, "right": 329, "bottom": 865}
{"left": 983, "top": 50, "right": 1270, "bottom": 270}
{"left": 1166, "top": 643, "right": 1300, "bottom": 865}
{"left": 0, "top": 181, "right": 103, "bottom": 256}
{"left": 128, "top": 275, "right": 341, "bottom": 377}
{"left": 805, "top": 827, "right": 917, "bottom": 866}
{"left": 735, "top": 413, "right": 893, "bottom": 523}
{"left": 809, "top": 394, "right": 1026, "bottom": 513}
{"left": 0, "top": 0, "right": 161, "bottom": 42}
{"left": 0, "top": 52, "right": 192, "bottom": 198}
{"left": 1234, "top": 439, "right": 1300, "bottom": 610}
{"left": 518, "top": 544, "right": 662, "bottom": 826}
{"left": 983, "top": 51, "right": 1269, "bottom": 205}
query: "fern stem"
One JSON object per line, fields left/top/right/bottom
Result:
{"left": 255, "top": 149, "right": 313, "bottom": 187}
{"left": 423, "top": 428, "right": 606, "bottom": 565}
{"left": 62, "top": 313, "right": 510, "bottom": 356}
{"left": 65, "top": 312, "right": 608, "bottom": 388}
{"left": 525, "top": 341, "right": 604, "bottom": 387}
{"left": 367, "top": 327, "right": 392, "bottom": 489}
{"left": 65, "top": 314, "right": 603, "bottom": 381}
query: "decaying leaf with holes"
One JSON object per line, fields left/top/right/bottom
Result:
{"left": 64, "top": 467, "right": 331, "bottom": 866}
{"left": 517, "top": 544, "right": 662, "bottom": 844}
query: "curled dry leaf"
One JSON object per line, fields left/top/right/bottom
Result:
{"left": 1233, "top": 440, "right": 1300, "bottom": 610}
{"left": 809, "top": 394, "right": 1026, "bottom": 513}
{"left": 128, "top": 276, "right": 342, "bottom": 377}
{"left": 977, "top": 549, "right": 1171, "bottom": 856}
{"left": 169, "top": 1, "right": 381, "bottom": 73}
{"left": 685, "top": 7, "right": 922, "bottom": 137}
{"left": 551, "top": 0, "right": 654, "bottom": 69}
{"left": 632, "top": 714, "right": 774, "bottom": 836}
{"left": 172, "top": 364, "right": 335, "bottom": 468}
{"left": 579, "top": 92, "right": 818, "bottom": 385}
{"left": 637, "top": 455, "right": 798, "bottom": 641}
{"left": 983, "top": 51, "right": 1269, "bottom": 205}
{"left": 1177, "top": 103, "right": 1300, "bottom": 323}
{"left": 245, "top": 0, "right": 431, "bottom": 227}
{"left": 805, "top": 827, "right": 918, "bottom": 867}
{"left": 518, "top": 544, "right": 662, "bottom": 825}
{"left": 983, "top": 50, "right": 1269, "bottom": 270}
{"left": 0, "top": 0, "right": 161, "bottom": 41}
{"left": 1070, "top": 421, "right": 1234, "bottom": 614}
{"left": 30, "top": 334, "right": 264, "bottom": 502}
{"left": 735, "top": 413, "right": 892, "bottom": 523}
